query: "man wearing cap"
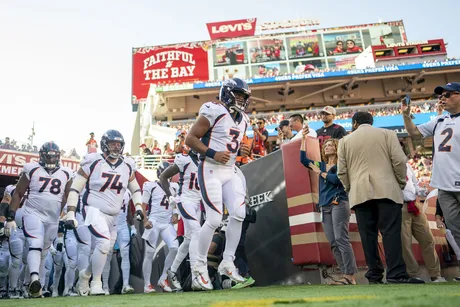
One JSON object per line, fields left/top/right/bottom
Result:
{"left": 403, "top": 82, "right": 460, "bottom": 249}
{"left": 316, "top": 106, "right": 347, "bottom": 149}
{"left": 86, "top": 132, "right": 98, "bottom": 154}
{"left": 139, "top": 143, "right": 152, "bottom": 155}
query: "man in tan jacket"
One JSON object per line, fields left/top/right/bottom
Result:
{"left": 337, "top": 112, "right": 424, "bottom": 284}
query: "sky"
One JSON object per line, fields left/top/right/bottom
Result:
{"left": 0, "top": 0, "right": 457, "bottom": 156}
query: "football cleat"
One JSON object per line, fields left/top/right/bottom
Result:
{"left": 28, "top": 280, "right": 42, "bottom": 298}
{"left": 158, "top": 279, "right": 173, "bottom": 293}
{"left": 167, "top": 269, "right": 182, "bottom": 291}
{"left": 144, "top": 284, "right": 156, "bottom": 294}
{"left": 103, "top": 287, "right": 110, "bottom": 296}
{"left": 67, "top": 287, "right": 79, "bottom": 297}
{"left": 41, "top": 286, "right": 51, "bottom": 298}
{"left": 8, "top": 288, "right": 22, "bottom": 299}
{"left": 78, "top": 270, "right": 91, "bottom": 296}
{"left": 218, "top": 260, "right": 245, "bottom": 283}
{"left": 21, "top": 285, "right": 29, "bottom": 299}
{"left": 121, "top": 285, "right": 134, "bottom": 294}
{"left": 89, "top": 281, "right": 105, "bottom": 296}
{"left": 191, "top": 277, "right": 203, "bottom": 291}
{"left": 192, "top": 264, "right": 213, "bottom": 291}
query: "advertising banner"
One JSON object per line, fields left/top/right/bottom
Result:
{"left": 206, "top": 18, "right": 257, "bottom": 40}
{"left": 0, "top": 149, "right": 79, "bottom": 177}
{"left": 132, "top": 44, "right": 210, "bottom": 102}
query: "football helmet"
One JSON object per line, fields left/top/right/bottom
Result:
{"left": 219, "top": 78, "right": 251, "bottom": 113}
{"left": 101, "top": 130, "right": 125, "bottom": 159}
{"left": 39, "top": 142, "right": 60, "bottom": 170}
{"left": 156, "top": 161, "right": 170, "bottom": 179}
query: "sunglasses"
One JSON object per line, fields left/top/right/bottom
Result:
{"left": 439, "top": 92, "right": 460, "bottom": 99}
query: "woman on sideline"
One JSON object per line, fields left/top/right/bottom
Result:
{"left": 300, "top": 128, "right": 357, "bottom": 285}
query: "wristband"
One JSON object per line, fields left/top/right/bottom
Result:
{"left": 205, "top": 148, "right": 216, "bottom": 159}
{"left": 6, "top": 210, "right": 15, "bottom": 222}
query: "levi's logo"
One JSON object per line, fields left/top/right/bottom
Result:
{"left": 211, "top": 23, "right": 253, "bottom": 34}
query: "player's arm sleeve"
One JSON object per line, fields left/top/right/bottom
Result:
{"left": 337, "top": 138, "right": 350, "bottom": 192}
{"left": 128, "top": 178, "right": 142, "bottom": 209}
{"left": 198, "top": 102, "right": 217, "bottom": 127}
{"left": 67, "top": 170, "right": 87, "bottom": 211}
{"left": 417, "top": 117, "right": 439, "bottom": 138}
{"left": 142, "top": 182, "right": 152, "bottom": 205}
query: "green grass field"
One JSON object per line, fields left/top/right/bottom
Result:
{"left": 2, "top": 284, "right": 460, "bottom": 307}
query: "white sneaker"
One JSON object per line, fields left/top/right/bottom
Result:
{"left": 90, "top": 281, "right": 105, "bottom": 296}
{"left": 218, "top": 260, "right": 245, "bottom": 283}
{"left": 78, "top": 270, "right": 91, "bottom": 296}
{"left": 158, "top": 279, "right": 173, "bottom": 293}
{"left": 121, "top": 285, "right": 134, "bottom": 294}
{"left": 432, "top": 276, "right": 447, "bottom": 282}
{"left": 192, "top": 264, "right": 213, "bottom": 291}
{"left": 103, "top": 287, "right": 110, "bottom": 296}
{"left": 167, "top": 269, "right": 182, "bottom": 291}
{"left": 144, "top": 284, "right": 156, "bottom": 293}
{"left": 191, "top": 277, "right": 203, "bottom": 291}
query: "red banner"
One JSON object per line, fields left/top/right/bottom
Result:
{"left": 132, "top": 44, "right": 210, "bottom": 102}
{"left": 206, "top": 18, "right": 257, "bottom": 40}
{"left": 0, "top": 149, "right": 80, "bottom": 177}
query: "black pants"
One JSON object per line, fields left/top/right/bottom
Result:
{"left": 354, "top": 199, "right": 408, "bottom": 282}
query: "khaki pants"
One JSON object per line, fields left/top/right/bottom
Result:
{"left": 401, "top": 203, "right": 441, "bottom": 278}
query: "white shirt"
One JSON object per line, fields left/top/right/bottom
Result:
{"left": 292, "top": 128, "right": 317, "bottom": 141}
{"left": 403, "top": 164, "right": 419, "bottom": 202}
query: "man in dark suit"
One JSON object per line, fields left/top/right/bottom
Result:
{"left": 337, "top": 112, "right": 424, "bottom": 284}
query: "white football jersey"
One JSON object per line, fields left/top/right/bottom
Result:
{"left": 15, "top": 207, "right": 24, "bottom": 228}
{"left": 117, "top": 190, "right": 131, "bottom": 228}
{"left": 199, "top": 102, "right": 249, "bottom": 166}
{"left": 22, "top": 162, "right": 73, "bottom": 223}
{"left": 142, "top": 181, "right": 179, "bottom": 224}
{"left": 418, "top": 113, "right": 460, "bottom": 191}
{"left": 80, "top": 153, "right": 136, "bottom": 216}
{"left": 174, "top": 154, "right": 201, "bottom": 203}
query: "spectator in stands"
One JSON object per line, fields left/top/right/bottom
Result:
{"left": 300, "top": 133, "right": 357, "bottom": 285}
{"left": 252, "top": 119, "right": 269, "bottom": 157}
{"left": 316, "top": 106, "right": 347, "bottom": 148}
{"left": 403, "top": 82, "right": 460, "bottom": 254}
{"left": 337, "top": 112, "right": 423, "bottom": 284}
{"left": 401, "top": 162, "right": 445, "bottom": 282}
{"left": 139, "top": 143, "right": 152, "bottom": 155}
{"left": 86, "top": 132, "right": 98, "bottom": 153}
{"left": 290, "top": 114, "right": 317, "bottom": 141}
{"left": 276, "top": 120, "right": 293, "bottom": 145}
{"left": 163, "top": 142, "right": 175, "bottom": 157}
{"left": 174, "top": 131, "right": 186, "bottom": 154}
{"left": 0, "top": 137, "right": 14, "bottom": 150}
{"left": 151, "top": 140, "right": 162, "bottom": 155}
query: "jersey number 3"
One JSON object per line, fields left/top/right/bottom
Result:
{"left": 439, "top": 128, "right": 453, "bottom": 152}
{"left": 100, "top": 173, "right": 123, "bottom": 194}
{"left": 226, "top": 129, "right": 240, "bottom": 153}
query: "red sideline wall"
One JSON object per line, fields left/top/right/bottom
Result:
{"left": 281, "top": 138, "right": 446, "bottom": 267}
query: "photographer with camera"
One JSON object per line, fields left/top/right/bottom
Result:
{"left": 252, "top": 118, "right": 269, "bottom": 157}
{"left": 174, "top": 131, "right": 187, "bottom": 154}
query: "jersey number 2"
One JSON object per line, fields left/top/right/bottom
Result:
{"left": 226, "top": 129, "right": 240, "bottom": 153}
{"left": 38, "top": 177, "right": 61, "bottom": 195}
{"left": 100, "top": 173, "right": 123, "bottom": 194}
{"left": 439, "top": 128, "right": 453, "bottom": 152}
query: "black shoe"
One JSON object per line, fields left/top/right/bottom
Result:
{"left": 387, "top": 277, "right": 425, "bottom": 284}
{"left": 29, "top": 280, "right": 42, "bottom": 298}
{"left": 368, "top": 280, "right": 384, "bottom": 284}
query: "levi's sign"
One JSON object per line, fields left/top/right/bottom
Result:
{"left": 206, "top": 18, "right": 257, "bottom": 40}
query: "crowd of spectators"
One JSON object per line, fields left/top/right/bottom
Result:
{"left": 0, "top": 137, "right": 38, "bottom": 153}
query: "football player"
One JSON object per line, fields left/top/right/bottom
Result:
{"left": 6, "top": 142, "right": 73, "bottom": 298}
{"left": 63, "top": 130, "right": 144, "bottom": 296}
{"left": 159, "top": 150, "right": 202, "bottom": 291}
{"left": 142, "top": 162, "right": 179, "bottom": 293}
{"left": 185, "top": 78, "right": 251, "bottom": 290}
{"left": 60, "top": 205, "right": 79, "bottom": 296}
{"left": 101, "top": 190, "right": 136, "bottom": 295}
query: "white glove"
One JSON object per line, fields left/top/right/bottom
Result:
{"left": 5, "top": 221, "right": 17, "bottom": 237}
{"left": 50, "top": 244, "right": 58, "bottom": 256}
{"left": 130, "top": 225, "right": 137, "bottom": 237}
{"left": 56, "top": 236, "right": 64, "bottom": 252}
{"left": 168, "top": 196, "right": 180, "bottom": 209}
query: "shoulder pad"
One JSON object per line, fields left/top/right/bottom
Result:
{"left": 80, "top": 153, "right": 102, "bottom": 167}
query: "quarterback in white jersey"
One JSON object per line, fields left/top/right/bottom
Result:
{"left": 403, "top": 81, "right": 460, "bottom": 250}
{"left": 142, "top": 161, "right": 179, "bottom": 293}
{"left": 64, "top": 129, "right": 145, "bottom": 296}
{"left": 185, "top": 78, "right": 252, "bottom": 290}
{"left": 6, "top": 142, "right": 73, "bottom": 298}
{"left": 159, "top": 151, "right": 202, "bottom": 291}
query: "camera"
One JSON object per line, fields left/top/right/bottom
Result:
{"left": 252, "top": 123, "right": 259, "bottom": 129}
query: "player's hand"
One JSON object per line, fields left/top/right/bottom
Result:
{"left": 130, "top": 225, "right": 137, "bottom": 237}
{"left": 50, "top": 244, "right": 58, "bottom": 256}
{"left": 135, "top": 205, "right": 144, "bottom": 221}
{"left": 64, "top": 212, "right": 78, "bottom": 230}
{"left": 214, "top": 151, "right": 231, "bottom": 164}
{"left": 5, "top": 220, "right": 17, "bottom": 237}
{"left": 171, "top": 214, "right": 179, "bottom": 224}
{"left": 436, "top": 220, "right": 445, "bottom": 229}
{"left": 436, "top": 100, "right": 445, "bottom": 115}
{"left": 56, "top": 237, "right": 64, "bottom": 252}
{"left": 240, "top": 143, "right": 251, "bottom": 158}
{"left": 302, "top": 125, "right": 310, "bottom": 137}
{"left": 144, "top": 220, "right": 153, "bottom": 229}
{"left": 168, "top": 196, "right": 178, "bottom": 209}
